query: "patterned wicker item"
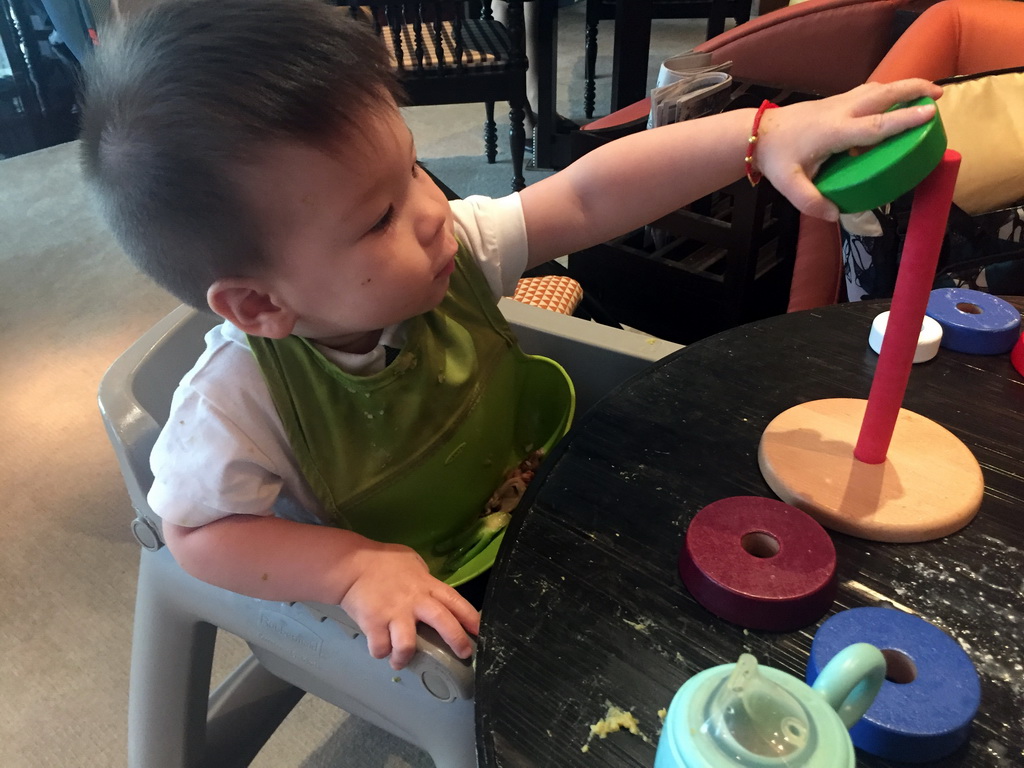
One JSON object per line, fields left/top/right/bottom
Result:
{"left": 513, "top": 275, "right": 584, "bottom": 315}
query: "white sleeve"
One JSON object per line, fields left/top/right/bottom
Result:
{"left": 148, "top": 389, "right": 284, "bottom": 527}
{"left": 450, "top": 193, "right": 528, "bottom": 298}
{"left": 147, "top": 324, "right": 320, "bottom": 529}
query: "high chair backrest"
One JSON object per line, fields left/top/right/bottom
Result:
{"left": 99, "top": 306, "right": 216, "bottom": 545}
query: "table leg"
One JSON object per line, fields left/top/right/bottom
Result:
{"left": 533, "top": 0, "right": 559, "bottom": 169}
{"left": 707, "top": 0, "right": 728, "bottom": 38}
{"left": 610, "top": 0, "right": 653, "bottom": 111}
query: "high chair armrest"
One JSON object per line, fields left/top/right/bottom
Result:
{"left": 305, "top": 601, "right": 476, "bottom": 701}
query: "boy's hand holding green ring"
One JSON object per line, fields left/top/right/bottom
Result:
{"left": 814, "top": 97, "right": 946, "bottom": 214}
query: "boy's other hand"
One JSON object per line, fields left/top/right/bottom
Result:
{"left": 756, "top": 79, "right": 944, "bottom": 222}
{"left": 337, "top": 541, "right": 480, "bottom": 670}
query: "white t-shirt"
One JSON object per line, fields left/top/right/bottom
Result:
{"left": 148, "top": 194, "right": 529, "bottom": 529}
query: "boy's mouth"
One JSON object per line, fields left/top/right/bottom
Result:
{"left": 434, "top": 257, "right": 456, "bottom": 280}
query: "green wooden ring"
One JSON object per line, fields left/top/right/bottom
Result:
{"left": 814, "top": 97, "right": 946, "bottom": 213}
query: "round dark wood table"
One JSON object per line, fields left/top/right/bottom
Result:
{"left": 476, "top": 298, "right": 1024, "bottom": 767}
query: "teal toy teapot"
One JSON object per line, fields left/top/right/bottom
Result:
{"left": 655, "top": 643, "right": 885, "bottom": 768}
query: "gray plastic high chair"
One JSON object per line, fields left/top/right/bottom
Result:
{"left": 99, "top": 300, "right": 680, "bottom": 768}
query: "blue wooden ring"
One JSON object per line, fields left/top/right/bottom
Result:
{"left": 925, "top": 288, "right": 1021, "bottom": 355}
{"left": 807, "top": 607, "right": 980, "bottom": 763}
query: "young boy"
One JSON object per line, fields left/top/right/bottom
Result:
{"left": 81, "top": 0, "right": 940, "bottom": 670}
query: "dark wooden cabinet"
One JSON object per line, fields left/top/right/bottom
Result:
{"left": 569, "top": 176, "right": 799, "bottom": 344}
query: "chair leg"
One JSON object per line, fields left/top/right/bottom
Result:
{"left": 734, "top": 0, "right": 753, "bottom": 25}
{"left": 128, "top": 548, "right": 219, "bottom": 768}
{"left": 508, "top": 100, "right": 527, "bottom": 192}
{"left": 584, "top": 19, "right": 599, "bottom": 119}
{"left": 707, "top": 0, "right": 728, "bottom": 39}
{"left": 484, "top": 102, "right": 498, "bottom": 164}
{"left": 127, "top": 547, "right": 304, "bottom": 768}
{"left": 128, "top": 547, "right": 476, "bottom": 767}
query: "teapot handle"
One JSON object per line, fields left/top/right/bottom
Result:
{"left": 811, "top": 643, "right": 886, "bottom": 728}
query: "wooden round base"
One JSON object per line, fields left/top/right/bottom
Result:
{"left": 758, "top": 398, "right": 983, "bottom": 543}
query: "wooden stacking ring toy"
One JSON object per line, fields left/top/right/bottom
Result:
{"left": 759, "top": 397, "right": 982, "bottom": 543}
{"left": 678, "top": 496, "right": 837, "bottom": 631}
{"left": 807, "top": 607, "right": 980, "bottom": 763}
{"left": 814, "top": 97, "right": 946, "bottom": 214}
{"left": 761, "top": 105, "right": 983, "bottom": 543}
{"left": 925, "top": 287, "right": 1022, "bottom": 355}
{"left": 868, "top": 311, "right": 942, "bottom": 363}
{"left": 1012, "top": 332, "right": 1024, "bottom": 378}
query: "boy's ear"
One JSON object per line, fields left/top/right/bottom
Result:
{"left": 207, "top": 278, "right": 297, "bottom": 339}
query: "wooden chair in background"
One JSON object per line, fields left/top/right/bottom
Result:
{"left": 345, "top": 1, "right": 530, "bottom": 191}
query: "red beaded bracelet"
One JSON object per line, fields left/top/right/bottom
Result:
{"left": 745, "top": 100, "right": 779, "bottom": 186}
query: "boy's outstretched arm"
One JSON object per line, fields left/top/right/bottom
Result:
{"left": 163, "top": 515, "right": 479, "bottom": 670}
{"left": 520, "top": 79, "right": 942, "bottom": 270}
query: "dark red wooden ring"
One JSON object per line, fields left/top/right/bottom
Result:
{"left": 679, "top": 496, "right": 837, "bottom": 631}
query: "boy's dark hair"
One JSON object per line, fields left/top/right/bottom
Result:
{"left": 80, "top": 0, "right": 400, "bottom": 309}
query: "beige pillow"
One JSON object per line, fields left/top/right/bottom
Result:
{"left": 938, "top": 70, "right": 1024, "bottom": 215}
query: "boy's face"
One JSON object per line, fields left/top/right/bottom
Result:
{"left": 243, "top": 104, "right": 458, "bottom": 351}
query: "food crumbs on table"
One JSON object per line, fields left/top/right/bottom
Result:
{"left": 623, "top": 618, "right": 651, "bottom": 634}
{"left": 586, "top": 705, "right": 641, "bottom": 742}
{"left": 658, "top": 708, "right": 667, "bottom": 721}
{"left": 593, "top": 708, "right": 639, "bottom": 737}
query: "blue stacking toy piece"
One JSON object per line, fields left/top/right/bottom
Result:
{"left": 806, "top": 607, "right": 980, "bottom": 763}
{"left": 926, "top": 288, "right": 1021, "bottom": 355}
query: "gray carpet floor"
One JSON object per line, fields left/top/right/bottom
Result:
{"left": 0, "top": 5, "right": 717, "bottom": 766}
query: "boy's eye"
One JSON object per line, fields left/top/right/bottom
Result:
{"left": 369, "top": 206, "right": 395, "bottom": 233}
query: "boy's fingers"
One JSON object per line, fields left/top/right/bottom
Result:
{"left": 418, "top": 597, "right": 477, "bottom": 659}
{"left": 388, "top": 620, "right": 418, "bottom": 670}
{"left": 364, "top": 622, "right": 393, "bottom": 661}
{"left": 801, "top": 195, "right": 841, "bottom": 224}
{"left": 852, "top": 78, "right": 941, "bottom": 115}
{"left": 778, "top": 169, "right": 840, "bottom": 222}
{"left": 838, "top": 79, "right": 941, "bottom": 150}
{"left": 442, "top": 625, "right": 475, "bottom": 660}
{"left": 436, "top": 587, "right": 482, "bottom": 635}
{"left": 851, "top": 102, "right": 936, "bottom": 148}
